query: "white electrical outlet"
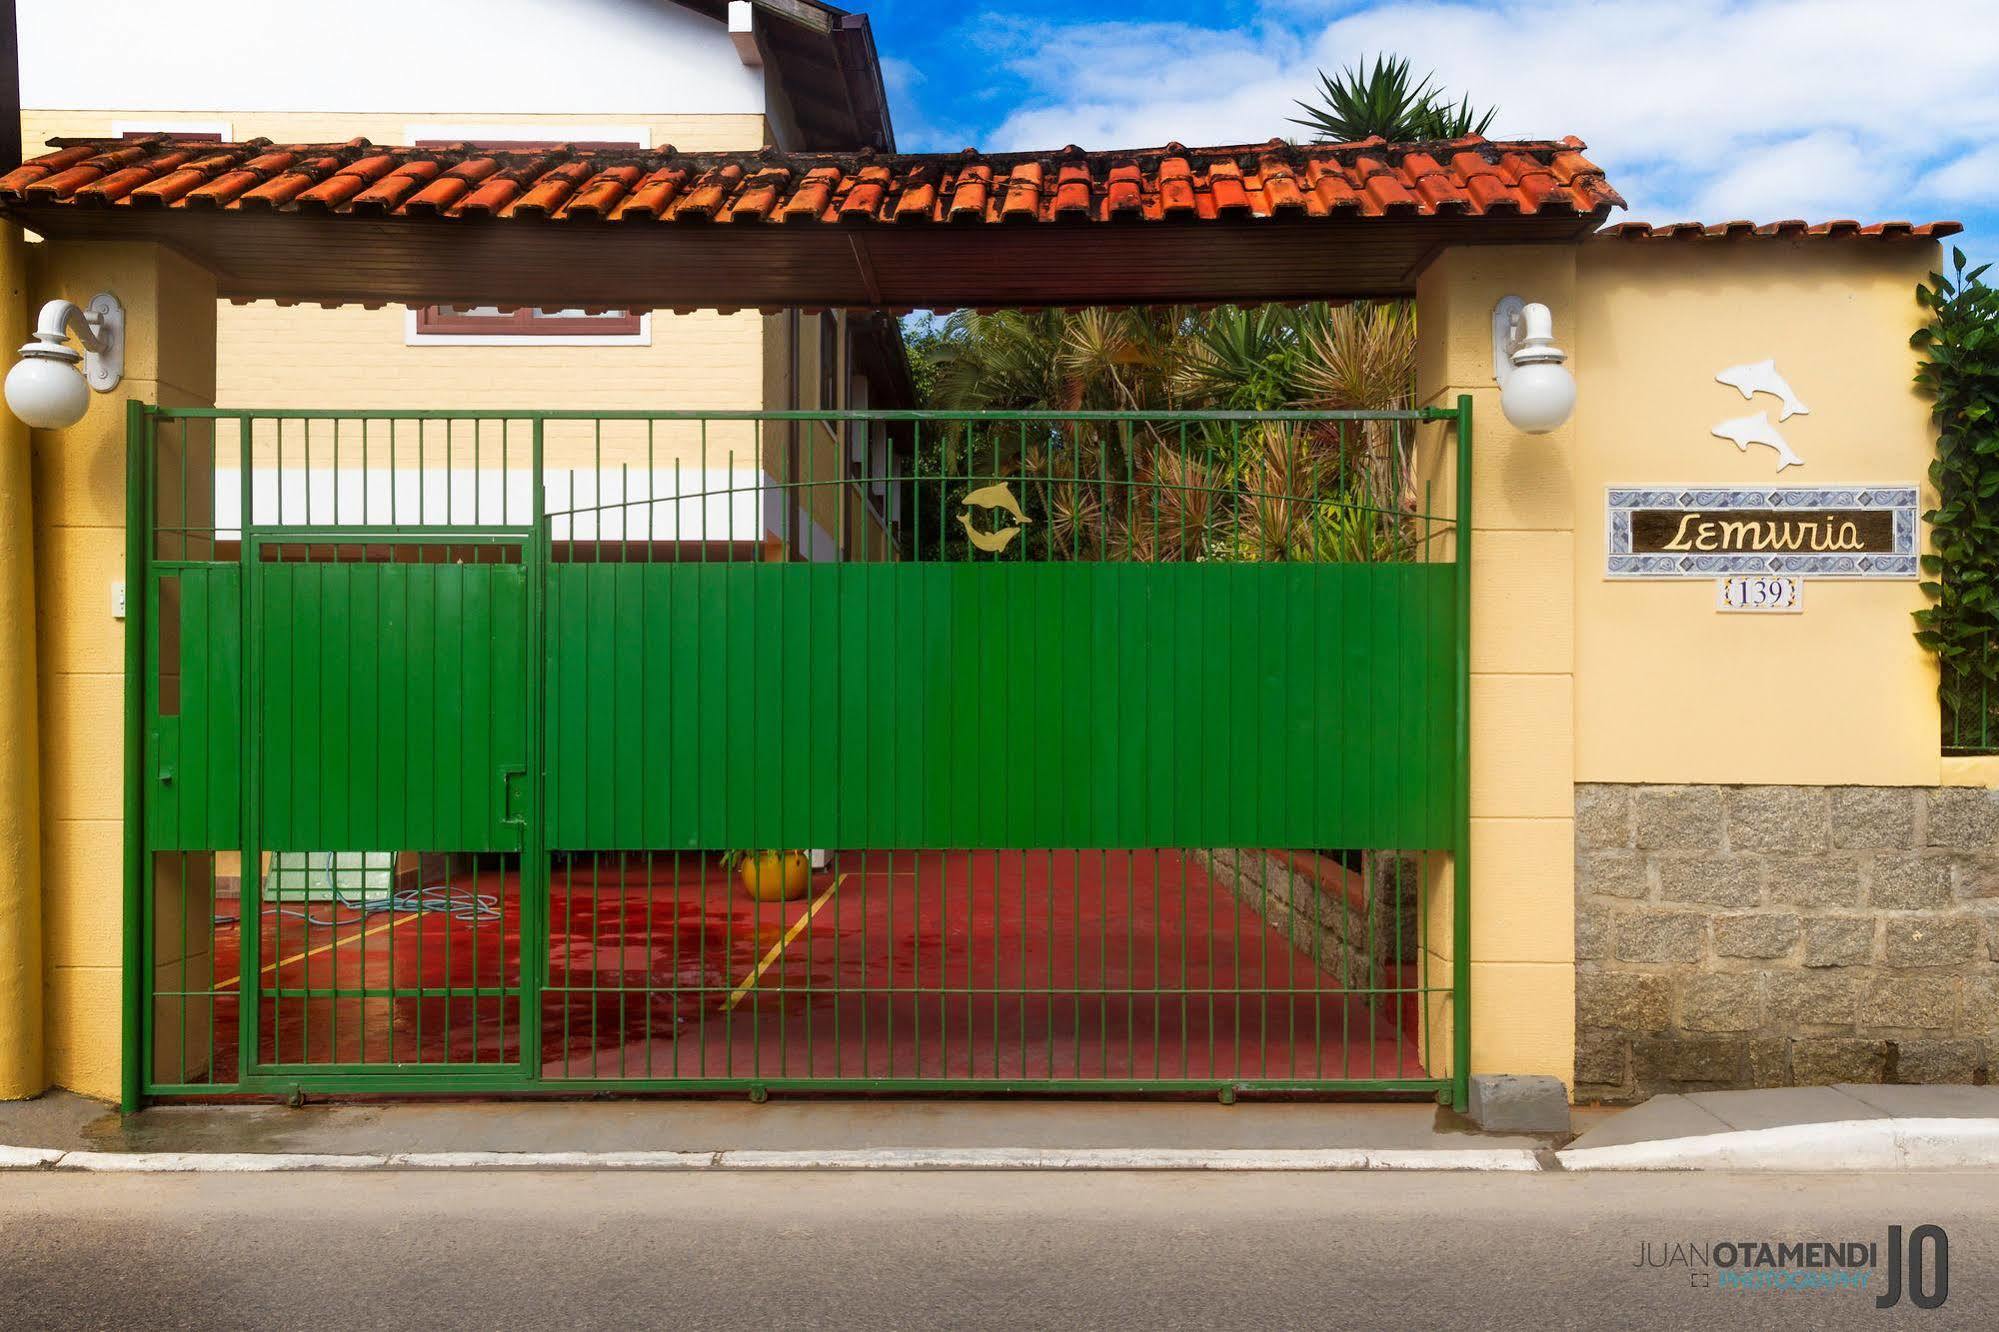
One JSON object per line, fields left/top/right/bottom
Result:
{"left": 112, "top": 581, "right": 126, "bottom": 620}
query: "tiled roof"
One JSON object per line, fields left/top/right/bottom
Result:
{"left": 0, "top": 133, "right": 1624, "bottom": 224}
{"left": 1602, "top": 220, "right": 1961, "bottom": 240}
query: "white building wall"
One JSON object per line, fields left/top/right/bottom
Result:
{"left": 16, "top": 0, "right": 764, "bottom": 116}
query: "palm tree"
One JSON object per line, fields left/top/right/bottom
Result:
{"left": 1290, "top": 55, "right": 1496, "bottom": 143}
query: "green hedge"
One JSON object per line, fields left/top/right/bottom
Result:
{"left": 1914, "top": 250, "right": 1999, "bottom": 752}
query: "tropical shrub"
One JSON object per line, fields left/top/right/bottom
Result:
{"left": 1913, "top": 249, "right": 1999, "bottom": 749}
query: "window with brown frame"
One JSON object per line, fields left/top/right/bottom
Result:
{"left": 410, "top": 139, "right": 645, "bottom": 338}
{"left": 412, "top": 305, "right": 644, "bottom": 337}
{"left": 819, "top": 315, "right": 841, "bottom": 408}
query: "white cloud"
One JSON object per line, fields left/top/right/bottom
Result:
{"left": 971, "top": 0, "right": 1999, "bottom": 227}
{"left": 1682, "top": 132, "right": 1905, "bottom": 221}
{"left": 1925, "top": 145, "right": 1999, "bottom": 203}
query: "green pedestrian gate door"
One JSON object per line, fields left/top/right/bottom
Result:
{"left": 127, "top": 406, "right": 1472, "bottom": 1108}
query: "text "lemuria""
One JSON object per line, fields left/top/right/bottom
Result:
{"left": 1661, "top": 513, "right": 1867, "bottom": 553}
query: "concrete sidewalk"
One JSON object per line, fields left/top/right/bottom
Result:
{"left": 1558, "top": 1083, "right": 1999, "bottom": 1170}
{"left": 1, "top": 1085, "right": 1996, "bottom": 1171}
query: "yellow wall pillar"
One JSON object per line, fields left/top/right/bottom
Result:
{"left": 29, "top": 240, "right": 215, "bottom": 1102}
{"left": 0, "top": 222, "right": 44, "bottom": 1100}
{"left": 1416, "top": 245, "right": 1581, "bottom": 1091}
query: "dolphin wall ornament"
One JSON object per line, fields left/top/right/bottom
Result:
{"left": 1715, "top": 358, "right": 1810, "bottom": 421}
{"left": 1711, "top": 410, "right": 1804, "bottom": 472}
{"left": 959, "top": 483, "right": 1031, "bottom": 525}
{"left": 957, "top": 481, "right": 1033, "bottom": 554}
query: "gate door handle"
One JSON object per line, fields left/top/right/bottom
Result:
{"left": 500, "top": 766, "right": 528, "bottom": 828}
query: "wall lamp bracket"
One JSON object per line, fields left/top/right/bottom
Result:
{"left": 5, "top": 293, "right": 124, "bottom": 429}
{"left": 1491, "top": 294, "right": 1576, "bottom": 435}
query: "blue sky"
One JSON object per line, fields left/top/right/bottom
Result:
{"left": 859, "top": 0, "right": 1996, "bottom": 268}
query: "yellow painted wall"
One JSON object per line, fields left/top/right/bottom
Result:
{"left": 1571, "top": 238, "right": 1941, "bottom": 785}
{"left": 1415, "top": 245, "right": 1581, "bottom": 1090}
{"left": 29, "top": 241, "right": 216, "bottom": 1101}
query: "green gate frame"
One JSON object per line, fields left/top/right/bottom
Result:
{"left": 121, "top": 401, "right": 1473, "bottom": 1110}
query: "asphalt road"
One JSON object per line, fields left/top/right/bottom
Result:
{"left": 0, "top": 1169, "right": 1992, "bottom": 1330}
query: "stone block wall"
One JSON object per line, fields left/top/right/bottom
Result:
{"left": 1194, "top": 849, "right": 1419, "bottom": 1001}
{"left": 1575, "top": 784, "right": 1999, "bottom": 1102}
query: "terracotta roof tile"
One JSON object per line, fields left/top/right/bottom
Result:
{"left": 1157, "top": 153, "right": 1199, "bottom": 217}
{"left": 1052, "top": 161, "right": 1093, "bottom": 218}
{"left": 351, "top": 158, "right": 446, "bottom": 214}
{"left": 1098, "top": 162, "right": 1137, "bottom": 218}
{"left": 1602, "top": 220, "right": 1962, "bottom": 241}
{"left": 781, "top": 164, "right": 837, "bottom": 221}
{"left": 840, "top": 163, "right": 894, "bottom": 221}
{"left": 1000, "top": 160, "right": 1044, "bottom": 221}
{"left": 236, "top": 153, "right": 344, "bottom": 211}
{"left": 557, "top": 164, "right": 645, "bottom": 219}
{"left": 609, "top": 164, "right": 689, "bottom": 221}
{"left": 0, "top": 133, "right": 1629, "bottom": 230}
{"left": 945, "top": 162, "right": 990, "bottom": 222}
{"left": 891, "top": 164, "right": 938, "bottom": 222}
{"left": 1256, "top": 156, "right": 1310, "bottom": 214}
{"left": 1208, "top": 160, "right": 1253, "bottom": 216}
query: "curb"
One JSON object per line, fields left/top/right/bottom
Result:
{"left": 58, "top": 1150, "right": 386, "bottom": 1173}
{"left": 5, "top": 1119, "right": 1997, "bottom": 1173}
{"left": 0, "top": 1145, "right": 1542, "bottom": 1173}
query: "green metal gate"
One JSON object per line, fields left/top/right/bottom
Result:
{"left": 125, "top": 403, "right": 1471, "bottom": 1108}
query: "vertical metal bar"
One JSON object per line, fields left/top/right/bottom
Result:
{"left": 1451, "top": 395, "right": 1473, "bottom": 1113}
{"left": 521, "top": 415, "right": 547, "bottom": 1079}
{"left": 238, "top": 421, "right": 261, "bottom": 1080}
{"left": 642, "top": 421, "right": 655, "bottom": 1079}
{"left": 723, "top": 437, "right": 737, "bottom": 1080}
{"left": 121, "top": 401, "right": 151, "bottom": 1112}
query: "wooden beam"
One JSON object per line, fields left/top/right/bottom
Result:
{"left": 0, "top": 5, "right": 18, "bottom": 173}
{"left": 750, "top": 0, "right": 833, "bottom": 35}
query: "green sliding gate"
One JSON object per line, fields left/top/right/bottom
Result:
{"left": 126, "top": 404, "right": 1472, "bottom": 1108}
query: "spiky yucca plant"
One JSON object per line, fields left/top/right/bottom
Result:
{"left": 1290, "top": 55, "right": 1497, "bottom": 144}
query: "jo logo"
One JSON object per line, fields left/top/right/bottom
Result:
{"left": 1876, "top": 1224, "right": 1948, "bottom": 1310}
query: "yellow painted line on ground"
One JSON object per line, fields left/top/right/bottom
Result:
{"left": 723, "top": 874, "right": 845, "bottom": 1013}
{"left": 212, "top": 912, "right": 419, "bottom": 992}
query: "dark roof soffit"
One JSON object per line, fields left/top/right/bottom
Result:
{"left": 668, "top": 0, "right": 893, "bottom": 152}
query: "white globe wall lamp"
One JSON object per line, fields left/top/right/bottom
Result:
{"left": 4, "top": 293, "right": 125, "bottom": 430}
{"left": 1491, "top": 295, "right": 1576, "bottom": 434}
